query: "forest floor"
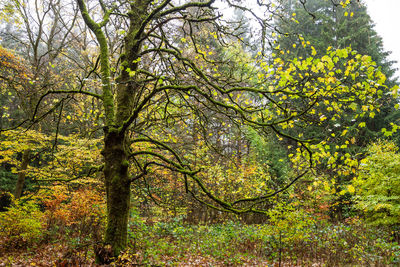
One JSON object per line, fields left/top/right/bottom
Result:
{"left": 1, "top": 217, "right": 399, "bottom": 266}
{"left": 0, "top": 245, "right": 274, "bottom": 266}
{"left": 0, "top": 245, "right": 320, "bottom": 267}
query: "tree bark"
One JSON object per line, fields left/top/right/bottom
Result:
{"left": 98, "top": 3, "right": 149, "bottom": 258}
{"left": 14, "top": 149, "right": 30, "bottom": 199}
{"left": 96, "top": 129, "right": 131, "bottom": 262}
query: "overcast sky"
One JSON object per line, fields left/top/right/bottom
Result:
{"left": 364, "top": 0, "right": 400, "bottom": 81}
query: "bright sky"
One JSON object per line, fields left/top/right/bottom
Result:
{"left": 364, "top": 0, "right": 400, "bottom": 81}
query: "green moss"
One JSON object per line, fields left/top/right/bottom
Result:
{"left": 121, "top": 160, "right": 129, "bottom": 167}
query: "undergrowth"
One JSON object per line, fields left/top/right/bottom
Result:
{"left": 1, "top": 195, "right": 399, "bottom": 266}
{"left": 116, "top": 210, "right": 400, "bottom": 266}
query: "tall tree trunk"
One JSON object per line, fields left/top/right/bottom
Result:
{"left": 77, "top": 1, "right": 149, "bottom": 262}
{"left": 98, "top": 2, "right": 149, "bottom": 258}
{"left": 14, "top": 149, "right": 30, "bottom": 199}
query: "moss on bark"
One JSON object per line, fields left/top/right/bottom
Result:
{"left": 77, "top": 0, "right": 150, "bottom": 262}
{"left": 97, "top": 130, "right": 131, "bottom": 261}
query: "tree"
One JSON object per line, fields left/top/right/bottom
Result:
{"left": 73, "top": 0, "right": 390, "bottom": 260}
{"left": 0, "top": 46, "right": 35, "bottom": 198}
{"left": 0, "top": 129, "right": 102, "bottom": 190}
{"left": 277, "top": 0, "right": 396, "bottom": 80}
{"left": 0, "top": 0, "right": 105, "bottom": 197}
{"left": 0, "top": 46, "right": 32, "bottom": 130}
{"left": 0, "top": 0, "right": 391, "bottom": 262}
{"left": 353, "top": 141, "right": 400, "bottom": 235}
{"left": 272, "top": 0, "right": 400, "bottom": 220}
{"left": 274, "top": 0, "right": 399, "bottom": 143}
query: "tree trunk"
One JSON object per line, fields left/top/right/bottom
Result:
{"left": 97, "top": 129, "right": 131, "bottom": 263}
{"left": 77, "top": 1, "right": 150, "bottom": 262}
{"left": 14, "top": 149, "right": 31, "bottom": 199}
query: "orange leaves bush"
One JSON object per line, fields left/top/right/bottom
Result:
{"left": 41, "top": 186, "right": 106, "bottom": 241}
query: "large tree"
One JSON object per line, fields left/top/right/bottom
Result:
{"left": 73, "top": 0, "right": 389, "bottom": 260}
{"left": 0, "top": 0, "right": 390, "bottom": 262}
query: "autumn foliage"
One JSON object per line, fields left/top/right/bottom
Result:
{"left": 1, "top": 0, "right": 400, "bottom": 265}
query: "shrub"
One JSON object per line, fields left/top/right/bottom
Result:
{"left": 42, "top": 186, "right": 106, "bottom": 242}
{"left": 0, "top": 199, "right": 44, "bottom": 249}
{"left": 41, "top": 187, "right": 106, "bottom": 265}
{"left": 353, "top": 141, "right": 400, "bottom": 227}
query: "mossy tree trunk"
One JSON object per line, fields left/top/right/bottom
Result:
{"left": 100, "top": 3, "right": 149, "bottom": 258}
{"left": 77, "top": 0, "right": 149, "bottom": 262}
{"left": 101, "top": 129, "right": 131, "bottom": 259}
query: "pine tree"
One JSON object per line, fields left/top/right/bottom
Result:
{"left": 277, "top": 0, "right": 397, "bottom": 85}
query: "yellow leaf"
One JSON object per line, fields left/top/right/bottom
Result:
{"left": 347, "top": 184, "right": 355, "bottom": 194}
{"left": 311, "top": 46, "right": 317, "bottom": 56}
{"left": 316, "top": 62, "right": 324, "bottom": 71}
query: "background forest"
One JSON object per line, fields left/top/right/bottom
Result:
{"left": 1, "top": 0, "right": 400, "bottom": 265}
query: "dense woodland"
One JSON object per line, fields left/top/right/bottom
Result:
{"left": 1, "top": 0, "right": 400, "bottom": 265}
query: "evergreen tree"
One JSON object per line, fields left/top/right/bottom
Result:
{"left": 277, "top": 0, "right": 397, "bottom": 84}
